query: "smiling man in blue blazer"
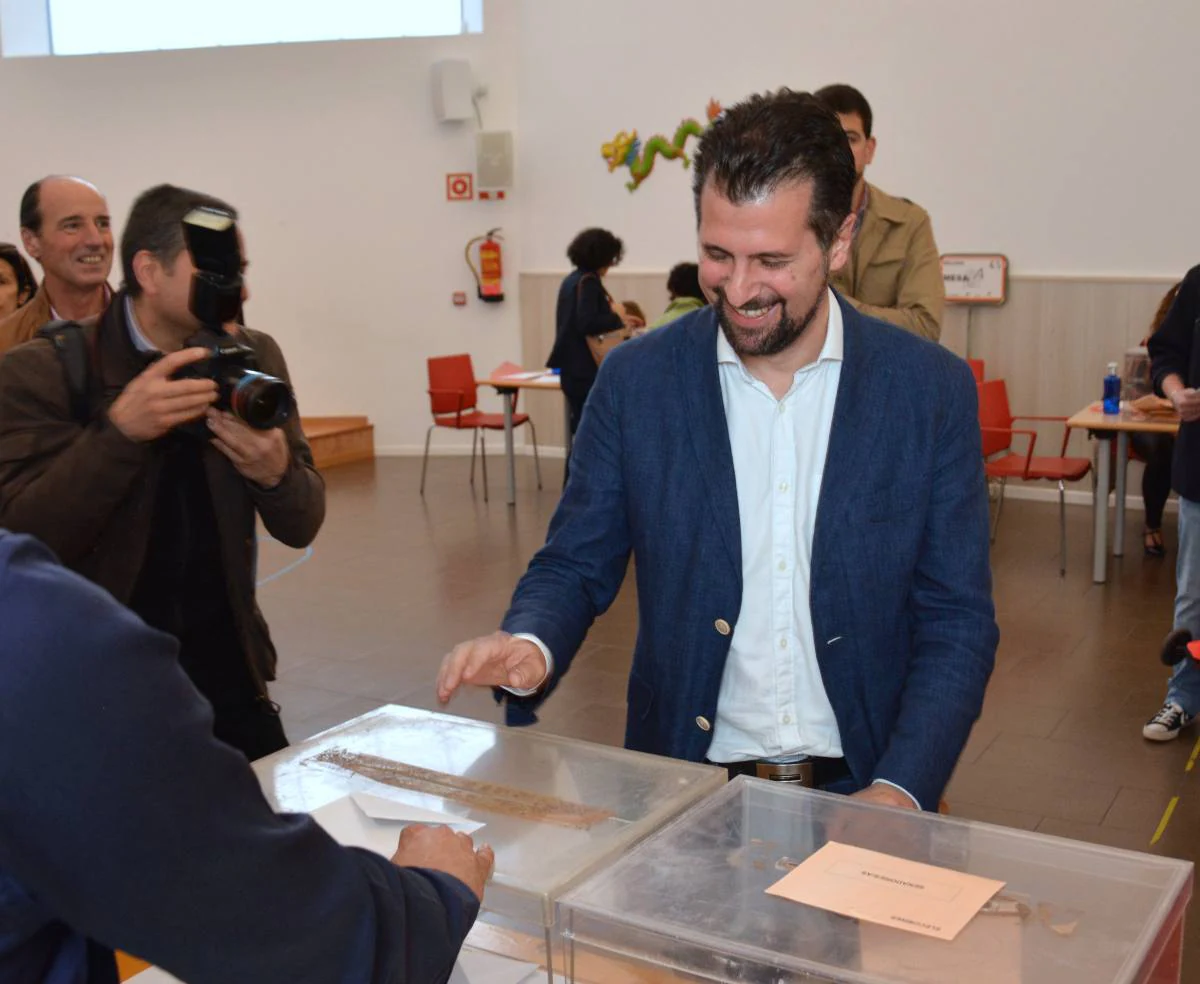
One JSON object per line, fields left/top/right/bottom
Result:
{"left": 438, "top": 89, "right": 997, "bottom": 812}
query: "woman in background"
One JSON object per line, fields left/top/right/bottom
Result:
{"left": 1135, "top": 282, "right": 1181, "bottom": 556}
{"left": 0, "top": 244, "right": 35, "bottom": 321}
{"left": 548, "top": 228, "right": 628, "bottom": 441}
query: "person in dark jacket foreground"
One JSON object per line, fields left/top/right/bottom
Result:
{"left": 0, "top": 531, "right": 492, "bottom": 984}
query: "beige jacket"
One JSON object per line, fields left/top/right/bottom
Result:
{"left": 831, "top": 182, "right": 944, "bottom": 342}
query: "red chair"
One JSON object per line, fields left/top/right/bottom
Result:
{"left": 978, "top": 379, "right": 1091, "bottom": 575}
{"left": 967, "top": 358, "right": 985, "bottom": 384}
{"left": 420, "top": 354, "right": 541, "bottom": 501}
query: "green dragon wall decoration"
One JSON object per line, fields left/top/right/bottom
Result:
{"left": 601, "top": 99, "right": 723, "bottom": 192}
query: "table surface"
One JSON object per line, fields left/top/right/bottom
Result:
{"left": 1066, "top": 401, "right": 1180, "bottom": 434}
{"left": 478, "top": 362, "right": 562, "bottom": 391}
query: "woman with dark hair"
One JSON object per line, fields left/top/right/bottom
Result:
{"left": 1134, "top": 282, "right": 1182, "bottom": 555}
{"left": 547, "top": 227, "right": 629, "bottom": 443}
{"left": 0, "top": 244, "right": 35, "bottom": 321}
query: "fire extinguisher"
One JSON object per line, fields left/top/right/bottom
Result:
{"left": 466, "top": 229, "right": 504, "bottom": 303}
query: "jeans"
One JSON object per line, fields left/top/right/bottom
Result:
{"left": 1168, "top": 496, "right": 1200, "bottom": 714}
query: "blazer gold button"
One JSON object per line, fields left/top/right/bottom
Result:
{"left": 695, "top": 716, "right": 712, "bottom": 731}
{"left": 714, "top": 618, "right": 731, "bottom": 636}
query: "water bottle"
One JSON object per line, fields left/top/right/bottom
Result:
{"left": 1103, "top": 362, "right": 1121, "bottom": 415}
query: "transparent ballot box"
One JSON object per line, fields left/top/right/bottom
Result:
{"left": 250, "top": 704, "right": 726, "bottom": 979}
{"left": 557, "top": 777, "right": 1193, "bottom": 984}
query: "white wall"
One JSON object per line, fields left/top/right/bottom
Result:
{"left": 1, "top": 1, "right": 1198, "bottom": 452}
{"left": 0, "top": 2, "right": 522, "bottom": 452}
{"left": 516, "top": 0, "right": 1200, "bottom": 277}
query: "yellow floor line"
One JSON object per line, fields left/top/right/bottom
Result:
{"left": 1187, "top": 736, "right": 1200, "bottom": 773}
{"left": 1151, "top": 796, "right": 1180, "bottom": 847}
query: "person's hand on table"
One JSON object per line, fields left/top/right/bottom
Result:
{"left": 823, "top": 786, "right": 925, "bottom": 860}
{"left": 436, "top": 630, "right": 548, "bottom": 704}
{"left": 1170, "top": 387, "right": 1200, "bottom": 422}
{"left": 1130, "top": 394, "right": 1176, "bottom": 415}
{"left": 850, "top": 783, "right": 919, "bottom": 811}
{"left": 390, "top": 824, "right": 494, "bottom": 901}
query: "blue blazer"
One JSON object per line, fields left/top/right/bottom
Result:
{"left": 0, "top": 532, "right": 477, "bottom": 984}
{"left": 501, "top": 297, "right": 998, "bottom": 810}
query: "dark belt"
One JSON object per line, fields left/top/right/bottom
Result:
{"left": 719, "top": 756, "right": 851, "bottom": 788}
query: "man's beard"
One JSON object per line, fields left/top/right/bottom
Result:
{"left": 714, "top": 280, "right": 827, "bottom": 359}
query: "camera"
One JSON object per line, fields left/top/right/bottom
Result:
{"left": 174, "top": 207, "right": 294, "bottom": 431}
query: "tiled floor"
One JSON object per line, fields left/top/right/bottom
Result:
{"left": 259, "top": 455, "right": 1199, "bottom": 976}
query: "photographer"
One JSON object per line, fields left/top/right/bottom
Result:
{"left": 0, "top": 184, "right": 324, "bottom": 761}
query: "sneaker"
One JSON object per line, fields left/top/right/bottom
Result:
{"left": 1143, "top": 701, "right": 1194, "bottom": 741}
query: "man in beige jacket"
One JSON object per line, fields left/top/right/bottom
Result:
{"left": 816, "top": 85, "right": 944, "bottom": 342}
{"left": 0, "top": 175, "right": 113, "bottom": 356}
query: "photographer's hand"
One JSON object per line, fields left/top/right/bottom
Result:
{"left": 108, "top": 348, "right": 218, "bottom": 443}
{"left": 207, "top": 409, "right": 290, "bottom": 488}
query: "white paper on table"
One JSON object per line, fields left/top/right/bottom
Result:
{"left": 350, "top": 792, "right": 484, "bottom": 829}
{"left": 309, "top": 794, "right": 484, "bottom": 858}
{"left": 498, "top": 370, "right": 545, "bottom": 380}
{"left": 130, "top": 949, "right": 539, "bottom": 984}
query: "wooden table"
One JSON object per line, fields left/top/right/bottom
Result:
{"left": 1065, "top": 402, "right": 1179, "bottom": 583}
{"left": 477, "top": 363, "right": 566, "bottom": 506}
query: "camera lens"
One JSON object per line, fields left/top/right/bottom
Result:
{"left": 230, "top": 372, "right": 294, "bottom": 430}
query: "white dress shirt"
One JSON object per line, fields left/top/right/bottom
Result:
{"left": 705, "top": 289, "right": 843, "bottom": 764}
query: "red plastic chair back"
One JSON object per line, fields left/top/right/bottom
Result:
{"left": 978, "top": 379, "right": 1014, "bottom": 458}
{"left": 967, "top": 358, "right": 985, "bottom": 384}
{"left": 427, "top": 354, "right": 478, "bottom": 416}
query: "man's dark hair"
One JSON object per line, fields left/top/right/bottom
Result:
{"left": 566, "top": 228, "right": 623, "bottom": 273}
{"left": 691, "top": 88, "right": 856, "bottom": 251}
{"left": 121, "top": 184, "right": 237, "bottom": 298}
{"left": 19, "top": 180, "right": 43, "bottom": 234}
{"left": 0, "top": 243, "right": 36, "bottom": 301}
{"left": 813, "top": 84, "right": 873, "bottom": 139}
{"left": 666, "top": 262, "right": 703, "bottom": 301}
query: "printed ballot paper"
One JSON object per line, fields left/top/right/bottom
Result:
{"left": 309, "top": 792, "right": 485, "bottom": 858}
{"left": 765, "top": 841, "right": 1004, "bottom": 941}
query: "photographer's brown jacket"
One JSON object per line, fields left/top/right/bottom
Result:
{"left": 0, "top": 294, "right": 325, "bottom": 693}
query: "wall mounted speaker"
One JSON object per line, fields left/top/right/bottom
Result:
{"left": 432, "top": 59, "right": 473, "bottom": 123}
{"left": 476, "top": 130, "right": 513, "bottom": 188}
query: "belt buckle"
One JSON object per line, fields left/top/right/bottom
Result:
{"left": 754, "top": 759, "right": 814, "bottom": 786}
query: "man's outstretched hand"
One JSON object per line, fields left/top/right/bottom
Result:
{"left": 436, "top": 631, "right": 548, "bottom": 704}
